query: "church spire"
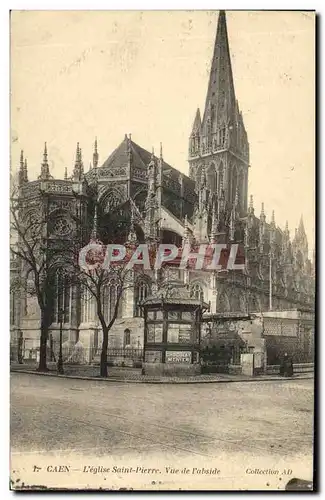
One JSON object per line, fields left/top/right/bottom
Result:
{"left": 189, "top": 10, "right": 249, "bottom": 201}
{"left": 202, "top": 10, "right": 236, "bottom": 129}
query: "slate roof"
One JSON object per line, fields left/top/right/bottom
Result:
{"left": 99, "top": 135, "right": 195, "bottom": 188}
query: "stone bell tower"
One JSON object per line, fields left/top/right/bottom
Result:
{"left": 188, "top": 10, "right": 250, "bottom": 217}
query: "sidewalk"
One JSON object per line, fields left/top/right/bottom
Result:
{"left": 10, "top": 362, "right": 314, "bottom": 384}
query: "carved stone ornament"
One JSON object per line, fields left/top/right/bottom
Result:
{"left": 159, "top": 279, "right": 191, "bottom": 300}
{"left": 52, "top": 217, "right": 73, "bottom": 237}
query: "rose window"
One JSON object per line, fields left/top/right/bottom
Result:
{"left": 53, "top": 218, "right": 72, "bottom": 236}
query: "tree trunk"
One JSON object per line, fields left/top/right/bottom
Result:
{"left": 100, "top": 326, "right": 109, "bottom": 377}
{"left": 37, "top": 312, "right": 49, "bottom": 372}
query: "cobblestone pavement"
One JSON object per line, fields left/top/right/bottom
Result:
{"left": 11, "top": 373, "right": 313, "bottom": 489}
{"left": 11, "top": 373, "right": 313, "bottom": 455}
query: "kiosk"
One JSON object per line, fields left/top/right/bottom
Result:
{"left": 141, "top": 280, "right": 209, "bottom": 377}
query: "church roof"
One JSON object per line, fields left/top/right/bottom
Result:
{"left": 97, "top": 135, "right": 195, "bottom": 186}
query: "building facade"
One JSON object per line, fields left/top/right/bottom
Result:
{"left": 10, "top": 11, "right": 315, "bottom": 364}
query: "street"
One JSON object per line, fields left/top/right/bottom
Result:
{"left": 10, "top": 373, "right": 314, "bottom": 490}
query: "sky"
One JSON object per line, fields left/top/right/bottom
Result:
{"left": 10, "top": 10, "right": 315, "bottom": 252}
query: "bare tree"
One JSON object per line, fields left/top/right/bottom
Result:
{"left": 10, "top": 191, "right": 69, "bottom": 372}
{"left": 75, "top": 256, "right": 138, "bottom": 377}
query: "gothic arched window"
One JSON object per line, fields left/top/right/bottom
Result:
{"left": 102, "top": 190, "right": 123, "bottom": 214}
{"left": 10, "top": 290, "right": 16, "bottom": 326}
{"left": 81, "top": 286, "right": 92, "bottom": 324}
{"left": 135, "top": 280, "right": 151, "bottom": 317}
{"left": 124, "top": 328, "right": 131, "bottom": 347}
{"left": 190, "top": 283, "right": 204, "bottom": 302}
{"left": 196, "top": 166, "right": 202, "bottom": 190}
{"left": 218, "top": 162, "right": 224, "bottom": 196}
{"left": 196, "top": 134, "right": 200, "bottom": 152}
{"left": 206, "top": 164, "right": 217, "bottom": 193}
{"left": 102, "top": 281, "right": 122, "bottom": 323}
{"left": 231, "top": 166, "right": 238, "bottom": 205}
{"left": 52, "top": 271, "right": 71, "bottom": 324}
{"left": 238, "top": 171, "right": 244, "bottom": 210}
{"left": 220, "top": 126, "right": 226, "bottom": 146}
{"left": 207, "top": 119, "right": 212, "bottom": 149}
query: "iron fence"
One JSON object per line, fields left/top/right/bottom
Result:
{"left": 10, "top": 337, "right": 144, "bottom": 366}
{"left": 107, "top": 348, "right": 143, "bottom": 360}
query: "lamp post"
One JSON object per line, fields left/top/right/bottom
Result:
{"left": 57, "top": 307, "right": 64, "bottom": 374}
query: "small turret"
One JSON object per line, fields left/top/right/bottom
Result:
{"left": 144, "top": 150, "right": 158, "bottom": 241}
{"left": 23, "top": 158, "right": 28, "bottom": 183}
{"left": 90, "top": 203, "right": 98, "bottom": 240}
{"left": 260, "top": 202, "right": 266, "bottom": 223}
{"left": 270, "top": 210, "right": 276, "bottom": 249}
{"left": 39, "top": 142, "right": 51, "bottom": 180}
{"left": 93, "top": 137, "right": 99, "bottom": 169}
{"left": 259, "top": 203, "right": 266, "bottom": 253}
{"left": 210, "top": 198, "right": 218, "bottom": 243}
{"left": 18, "top": 150, "right": 25, "bottom": 186}
{"left": 248, "top": 194, "right": 254, "bottom": 215}
{"left": 127, "top": 205, "right": 138, "bottom": 245}
{"left": 229, "top": 207, "right": 235, "bottom": 241}
{"left": 73, "top": 143, "right": 84, "bottom": 181}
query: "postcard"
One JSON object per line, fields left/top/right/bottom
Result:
{"left": 10, "top": 10, "right": 315, "bottom": 491}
